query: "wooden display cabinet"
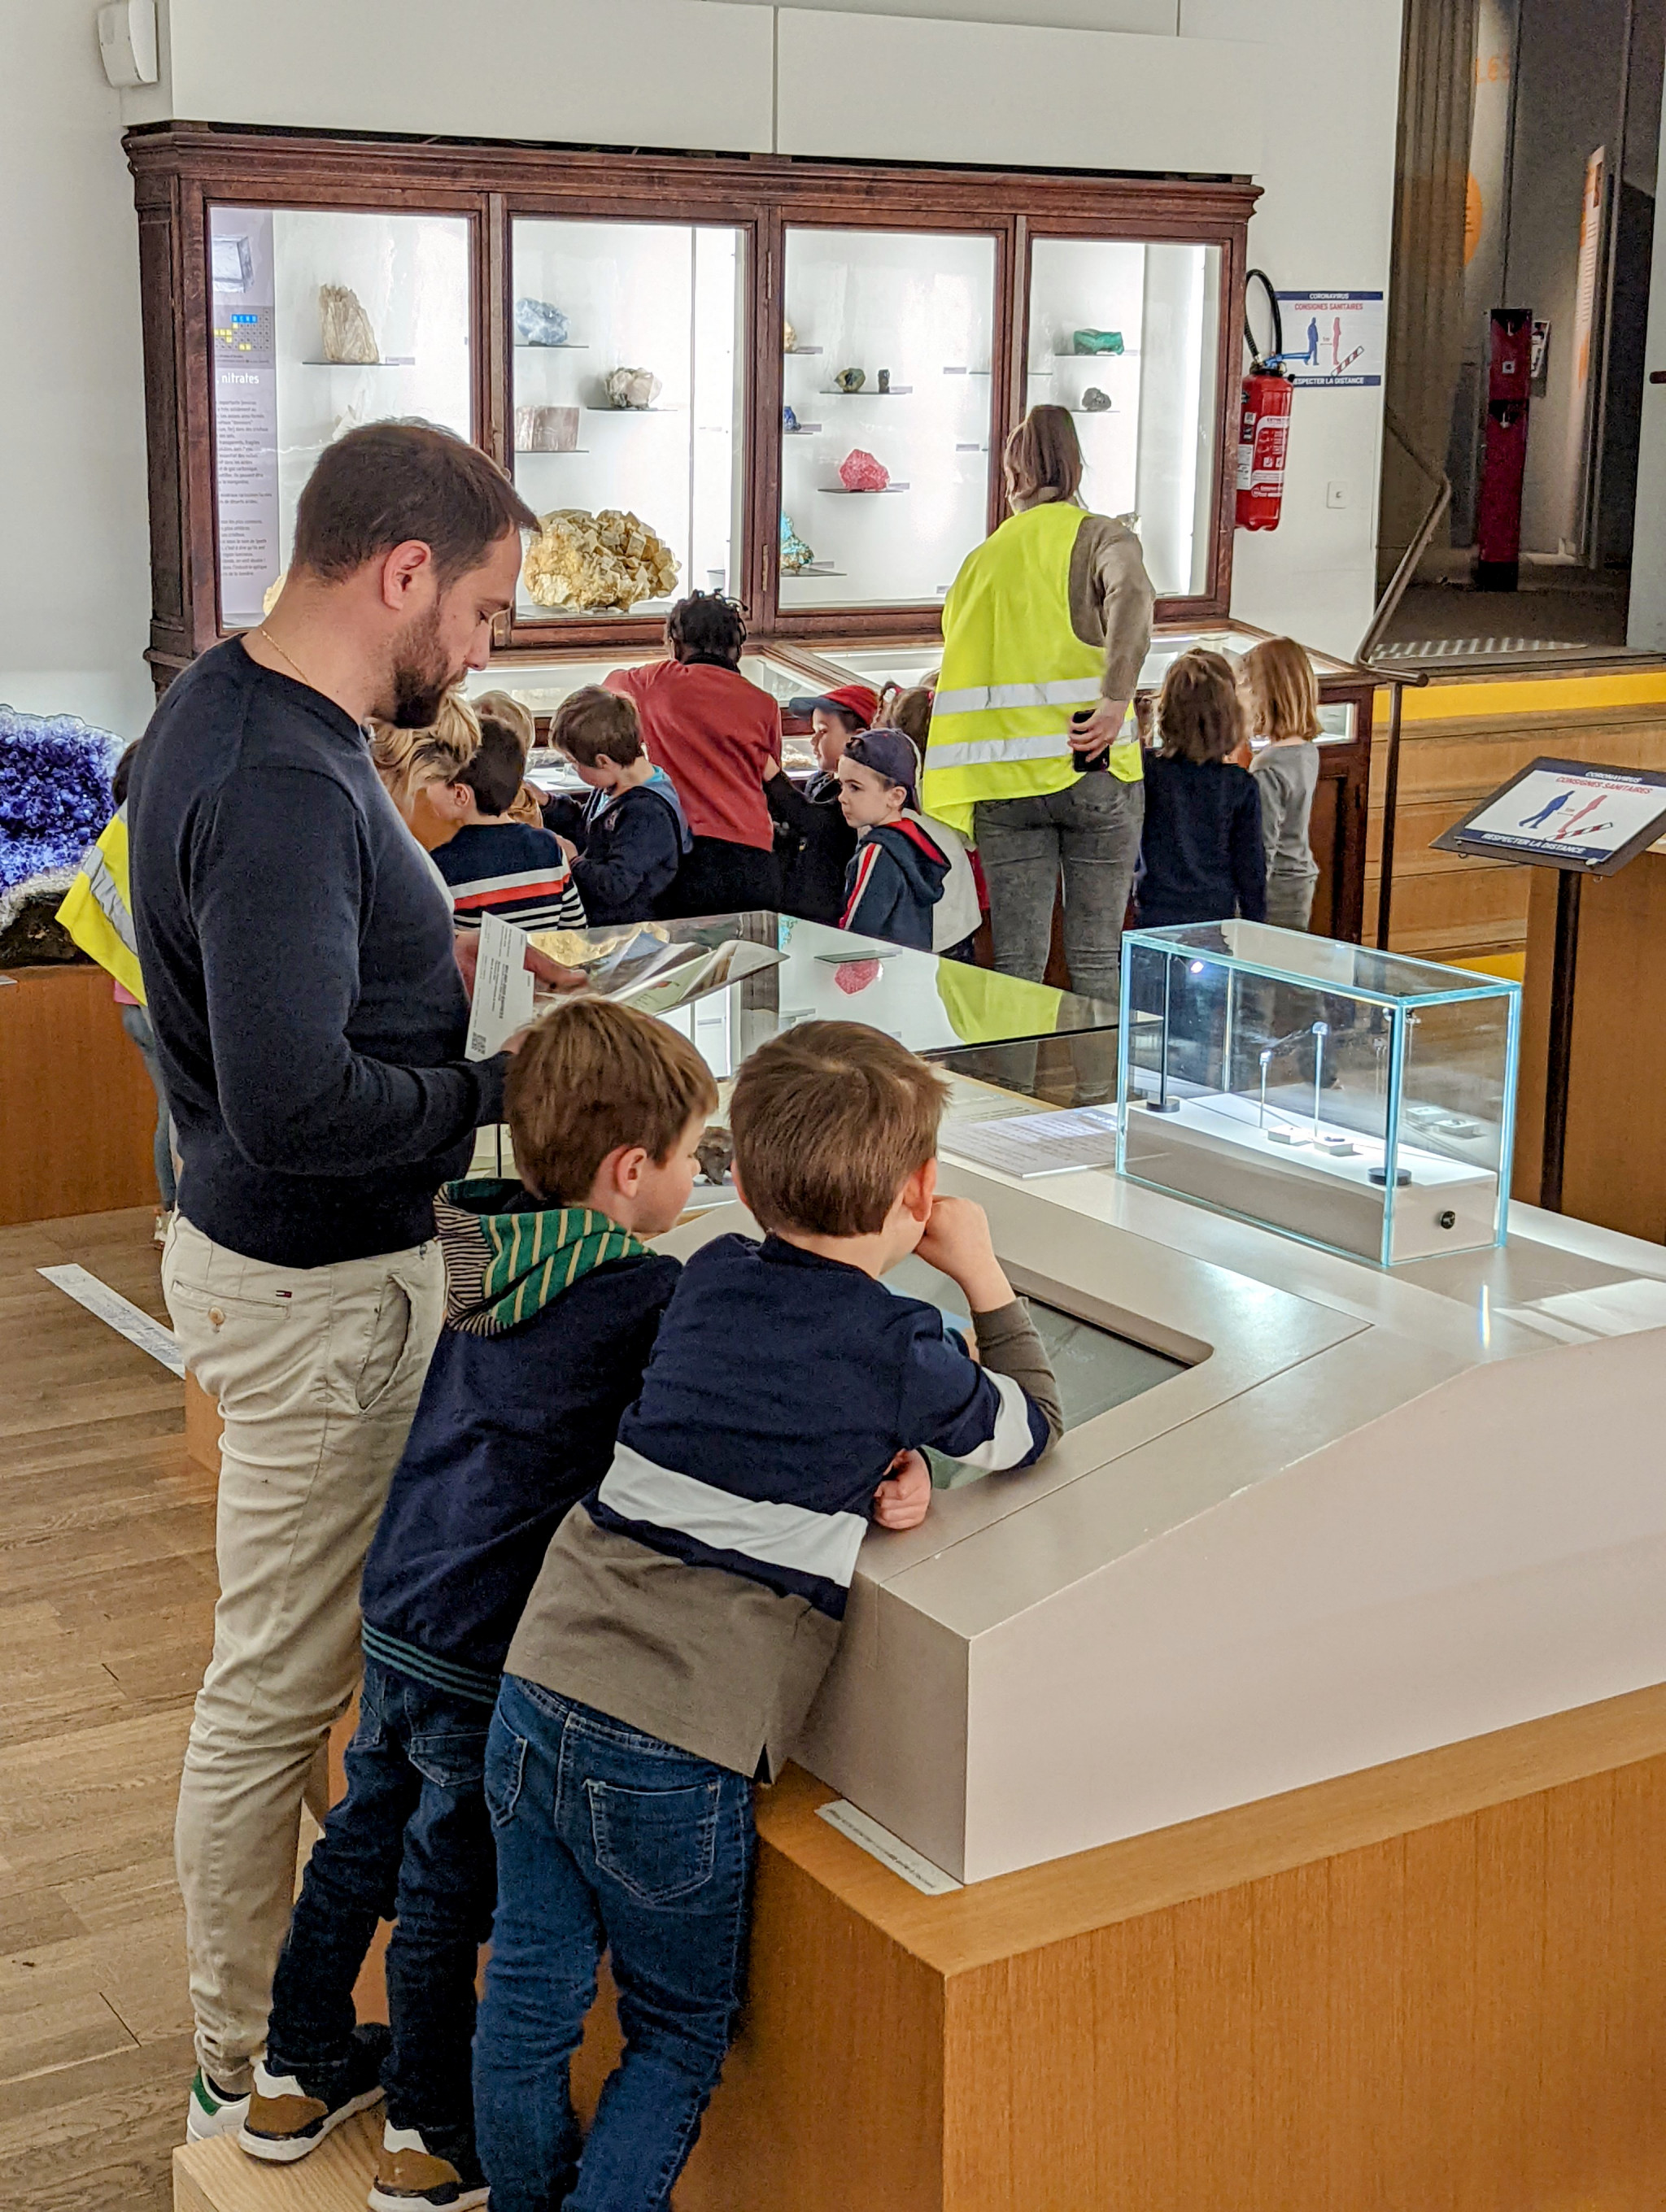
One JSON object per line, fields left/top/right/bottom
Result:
{"left": 124, "top": 123, "right": 1375, "bottom": 938}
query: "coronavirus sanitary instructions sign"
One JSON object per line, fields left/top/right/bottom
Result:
{"left": 1276, "top": 292, "right": 1385, "bottom": 388}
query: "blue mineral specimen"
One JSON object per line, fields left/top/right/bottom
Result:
{"left": 515, "top": 298, "right": 570, "bottom": 346}
{"left": 783, "top": 404, "right": 799, "bottom": 433}
{"left": 779, "top": 512, "right": 815, "bottom": 575}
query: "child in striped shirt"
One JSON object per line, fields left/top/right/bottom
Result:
{"left": 433, "top": 710, "right": 586, "bottom": 934}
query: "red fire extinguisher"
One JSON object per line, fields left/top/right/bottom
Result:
{"left": 1236, "top": 269, "right": 1294, "bottom": 533}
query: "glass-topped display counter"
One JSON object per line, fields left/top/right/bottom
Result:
{"left": 778, "top": 229, "right": 997, "bottom": 615}
{"left": 207, "top": 203, "right": 473, "bottom": 629}
{"left": 1118, "top": 922, "right": 1522, "bottom": 1267}
{"left": 509, "top": 217, "right": 746, "bottom": 627}
{"left": 527, "top": 911, "right": 1117, "bottom": 1084}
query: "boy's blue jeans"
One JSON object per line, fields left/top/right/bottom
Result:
{"left": 474, "top": 1676, "right": 756, "bottom": 2212}
{"left": 264, "top": 1656, "right": 496, "bottom": 2158}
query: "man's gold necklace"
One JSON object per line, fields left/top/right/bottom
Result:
{"left": 254, "top": 625, "right": 316, "bottom": 690}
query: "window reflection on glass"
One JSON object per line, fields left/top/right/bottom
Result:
{"left": 510, "top": 218, "right": 745, "bottom": 624}
{"left": 207, "top": 204, "right": 473, "bottom": 629}
{"left": 780, "top": 227, "right": 997, "bottom": 612}
{"left": 1027, "top": 237, "right": 1222, "bottom": 599}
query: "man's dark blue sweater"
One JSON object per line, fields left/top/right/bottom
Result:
{"left": 360, "top": 1180, "right": 679, "bottom": 1703}
{"left": 127, "top": 638, "right": 504, "bottom": 1268}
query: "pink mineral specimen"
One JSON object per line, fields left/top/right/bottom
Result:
{"left": 838, "top": 448, "right": 890, "bottom": 493}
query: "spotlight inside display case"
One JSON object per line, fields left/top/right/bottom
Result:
{"left": 207, "top": 203, "right": 473, "bottom": 629}
{"left": 1117, "top": 922, "right": 1523, "bottom": 1267}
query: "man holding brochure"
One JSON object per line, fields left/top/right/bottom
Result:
{"left": 128, "top": 424, "right": 575, "bottom": 2144}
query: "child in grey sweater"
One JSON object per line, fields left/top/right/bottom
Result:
{"left": 1240, "top": 637, "right": 1322, "bottom": 931}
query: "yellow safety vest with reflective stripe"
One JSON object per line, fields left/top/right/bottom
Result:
{"left": 922, "top": 502, "right": 1141, "bottom": 839}
{"left": 55, "top": 806, "right": 145, "bottom": 1003}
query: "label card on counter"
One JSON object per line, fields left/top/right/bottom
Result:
{"left": 816, "top": 1801, "right": 963, "bottom": 1894}
{"left": 943, "top": 1103, "right": 1123, "bottom": 1179}
{"left": 466, "top": 913, "right": 535, "bottom": 1061}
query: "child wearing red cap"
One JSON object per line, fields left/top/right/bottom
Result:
{"left": 763, "top": 681, "right": 879, "bottom": 925}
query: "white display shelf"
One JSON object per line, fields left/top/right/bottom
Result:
{"left": 299, "top": 356, "right": 416, "bottom": 367}
{"left": 512, "top": 446, "right": 591, "bottom": 455}
{"left": 818, "top": 483, "right": 910, "bottom": 494}
{"left": 784, "top": 344, "right": 824, "bottom": 355}
{"left": 819, "top": 386, "right": 914, "bottom": 397}
{"left": 513, "top": 341, "right": 591, "bottom": 351}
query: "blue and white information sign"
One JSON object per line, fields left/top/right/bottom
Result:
{"left": 1276, "top": 291, "right": 1385, "bottom": 388}
{"left": 1434, "top": 758, "right": 1666, "bottom": 874}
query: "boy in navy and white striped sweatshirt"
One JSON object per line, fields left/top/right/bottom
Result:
{"left": 474, "top": 1021, "right": 1062, "bottom": 2212}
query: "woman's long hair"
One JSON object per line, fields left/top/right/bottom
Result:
{"left": 1003, "top": 405, "right": 1084, "bottom": 509}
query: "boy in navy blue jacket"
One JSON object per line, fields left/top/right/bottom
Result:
{"left": 539, "top": 686, "right": 690, "bottom": 924}
{"left": 474, "top": 1021, "right": 1062, "bottom": 2212}
{"left": 835, "top": 727, "right": 973, "bottom": 952}
{"left": 238, "top": 1000, "right": 717, "bottom": 2210}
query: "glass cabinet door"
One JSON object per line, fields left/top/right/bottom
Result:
{"left": 510, "top": 217, "right": 746, "bottom": 625}
{"left": 778, "top": 227, "right": 997, "bottom": 612}
{"left": 1026, "top": 237, "right": 1222, "bottom": 599}
{"left": 207, "top": 204, "right": 473, "bottom": 630}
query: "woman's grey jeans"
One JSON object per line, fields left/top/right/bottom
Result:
{"left": 973, "top": 773, "right": 1145, "bottom": 1005}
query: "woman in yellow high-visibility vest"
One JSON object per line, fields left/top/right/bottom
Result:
{"left": 922, "top": 406, "right": 1154, "bottom": 1004}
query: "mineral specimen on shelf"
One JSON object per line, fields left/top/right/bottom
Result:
{"left": 514, "top": 405, "right": 580, "bottom": 451}
{"left": 316, "top": 287, "right": 378, "bottom": 364}
{"left": 877, "top": 368, "right": 891, "bottom": 394}
{"left": 696, "top": 1126, "right": 735, "bottom": 1187}
{"left": 1072, "top": 329, "right": 1125, "bottom": 355}
{"left": 783, "top": 404, "right": 799, "bottom": 433}
{"left": 1081, "top": 386, "right": 1112, "bottom": 411}
{"left": 319, "top": 285, "right": 379, "bottom": 364}
{"left": 521, "top": 507, "right": 678, "bottom": 612}
{"left": 604, "top": 367, "right": 662, "bottom": 411}
{"left": 834, "top": 367, "right": 866, "bottom": 394}
{"left": 778, "top": 512, "right": 815, "bottom": 574}
{"left": 838, "top": 449, "right": 889, "bottom": 493}
{"left": 514, "top": 297, "right": 570, "bottom": 346}
{"left": 783, "top": 319, "right": 799, "bottom": 352}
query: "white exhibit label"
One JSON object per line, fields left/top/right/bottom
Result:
{"left": 816, "top": 1801, "right": 963, "bottom": 1894}
{"left": 37, "top": 1265, "right": 185, "bottom": 1377}
{"left": 1276, "top": 291, "right": 1385, "bottom": 388}
{"left": 209, "top": 206, "right": 279, "bottom": 626}
{"left": 466, "top": 913, "right": 535, "bottom": 1061}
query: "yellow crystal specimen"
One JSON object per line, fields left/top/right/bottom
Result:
{"left": 521, "top": 508, "right": 680, "bottom": 612}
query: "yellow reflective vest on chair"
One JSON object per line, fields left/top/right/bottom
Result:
{"left": 55, "top": 804, "right": 145, "bottom": 1003}
{"left": 922, "top": 502, "right": 1141, "bottom": 840}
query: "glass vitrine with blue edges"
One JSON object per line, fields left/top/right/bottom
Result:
{"left": 1116, "top": 922, "right": 1523, "bottom": 1266}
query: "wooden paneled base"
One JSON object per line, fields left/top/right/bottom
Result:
{"left": 0, "top": 964, "right": 159, "bottom": 1224}
{"left": 177, "top": 1684, "right": 1666, "bottom": 2212}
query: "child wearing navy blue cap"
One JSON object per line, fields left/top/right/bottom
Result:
{"left": 835, "top": 727, "right": 979, "bottom": 952}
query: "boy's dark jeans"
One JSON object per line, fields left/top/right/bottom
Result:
{"left": 265, "top": 1656, "right": 496, "bottom": 2155}
{"left": 474, "top": 1676, "right": 755, "bottom": 2212}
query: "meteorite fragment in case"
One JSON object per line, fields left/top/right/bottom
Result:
{"left": 1081, "top": 387, "right": 1112, "bottom": 412}
{"left": 838, "top": 450, "right": 890, "bottom": 492}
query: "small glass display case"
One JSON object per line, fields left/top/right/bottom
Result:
{"left": 208, "top": 203, "right": 473, "bottom": 628}
{"left": 1027, "top": 237, "right": 1223, "bottom": 599}
{"left": 779, "top": 227, "right": 997, "bottom": 612}
{"left": 510, "top": 217, "right": 747, "bottom": 624}
{"left": 1117, "top": 923, "right": 1522, "bottom": 1266}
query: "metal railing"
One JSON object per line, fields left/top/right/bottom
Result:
{"left": 1357, "top": 407, "right": 1453, "bottom": 949}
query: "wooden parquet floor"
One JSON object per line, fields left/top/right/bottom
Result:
{"left": 0, "top": 1207, "right": 213, "bottom": 2211}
